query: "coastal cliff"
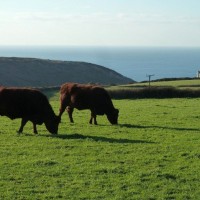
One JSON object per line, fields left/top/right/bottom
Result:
{"left": 0, "top": 57, "right": 134, "bottom": 87}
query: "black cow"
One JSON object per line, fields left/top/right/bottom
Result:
{"left": 0, "top": 87, "right": 60, "bottom": 134}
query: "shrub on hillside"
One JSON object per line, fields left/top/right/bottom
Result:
{"left": 108, "top": 87, "right": 200, "bottom": 99}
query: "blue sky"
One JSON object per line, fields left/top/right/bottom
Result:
{"left": 1, "top": 0, "right": 200, "bottom": 46}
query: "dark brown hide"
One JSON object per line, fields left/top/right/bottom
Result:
{"left": 0, "top": 87, "right": 60, "bottom": 134}
{"left": 59, "top": 83, "right": 119, "bottom": 125}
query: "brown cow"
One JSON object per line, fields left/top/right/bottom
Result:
{"left": 0, "top": 87, "right": 60, "bottom": 134}
{"left": 59, "top": 83, "right": 119, "bottom": 125}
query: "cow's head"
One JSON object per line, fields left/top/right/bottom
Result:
{"left": 107, "top": 109, "right": 119, "bottom": 125}
{"left": 45, "top": 116, "right": 61, "bottom": 134}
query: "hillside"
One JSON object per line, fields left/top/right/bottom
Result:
{"left": 0, "top": 57, "right": 134, "bottom": 87}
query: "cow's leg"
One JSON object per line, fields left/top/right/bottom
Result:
{"left": 18, "top": 118, "right": 28, "bottom": 133}
{"left": 59, "top": 96, "right": 69, "bottom": 118}
{"left": 90, "top": 111, "right": 97, "bottom": 125}
{"left": 33, "top": 123, "right": 38, "bottom": 134}
{"left": 67, "top": 106, "right": 74, "bottom": 123}
{"left": 93, "top": 114, "right": 97, "bottom": 125}
{"left": 59, "top": 103, "right": 67, "bottom": 118}
{"left": 89, "top": 112, "right": 93, "bottom": 124}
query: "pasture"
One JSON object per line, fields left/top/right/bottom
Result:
{"left": 109, "top": 79, "right": 200, "bottom": 90}
{"left": 0, "top": 90, "right": 200, "bottom": 199}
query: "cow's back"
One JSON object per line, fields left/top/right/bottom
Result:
{"left": 70, "top": 84, "right": 94, "bottom": 110}
{"left": 90, "top": 86, "right": 114, "bottom": 114}
{"left": 60, "top": 83, "right": 92, "bottom": 109}
{"left": 0, "top": 88, "right": 50, "bottom": 120}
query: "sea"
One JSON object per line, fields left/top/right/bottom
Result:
{"left": 0, "top": 46, "right": 200, "bottom": 82}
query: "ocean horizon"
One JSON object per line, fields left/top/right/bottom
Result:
{"left": 0, "top": 46, "right": 200, "bottom": 82}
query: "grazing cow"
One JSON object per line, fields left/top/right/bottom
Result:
{"left": 0, "top": 87, "right": 60, "bottom": 134}
{"left": 59, "top": 83, "right": 119, "bottom": 125}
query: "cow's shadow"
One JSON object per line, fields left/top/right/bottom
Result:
{"left": 120, "top": 123, "right": 200, "bottom": 132}
{"left": 43, "top": 133, "right": 154, "bottom": 144}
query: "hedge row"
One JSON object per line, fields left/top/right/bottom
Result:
{"left": 40, "top": 86, "right": 200, "bottom": 99}
{"left": 108, "top": 87, "right": 200, "bottom": 99}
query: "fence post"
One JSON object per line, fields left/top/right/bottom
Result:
{"left": 146, "top": 74, "right": 154, "bottom": 88}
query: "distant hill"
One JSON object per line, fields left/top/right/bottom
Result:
{"left": 0, "top": 57, "right": 134, "bottom": 87}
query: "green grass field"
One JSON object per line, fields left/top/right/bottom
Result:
{"left": 1, "top": 92, "right": 200, "bottom": 199}
{"left": 109, "top": 79, "right": 200, "bottom": 90}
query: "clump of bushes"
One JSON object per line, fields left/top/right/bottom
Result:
{"left": 141, "top": 77, "right": 197, "bottom": 83}
{"left": 38, "top": 85, "right": 200, "bottom": 99}
{"left": 108, "top": 87, "right": 200, "bottom": 99}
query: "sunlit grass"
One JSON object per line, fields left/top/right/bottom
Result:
{"left": 120, "top": 79, "right": 200, "bottom": 89}
{"left": 0, "top": 98, "right": 200, "bottom": 199}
